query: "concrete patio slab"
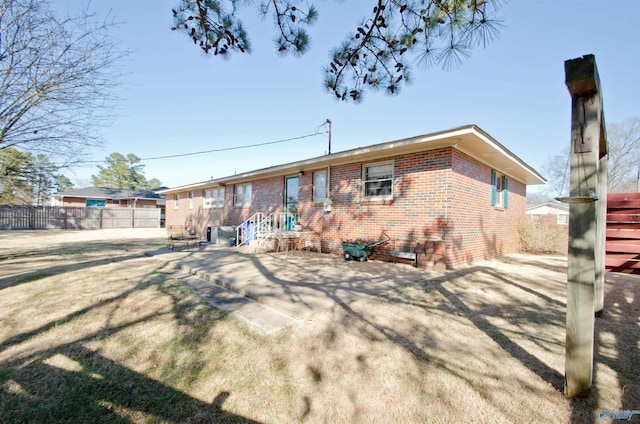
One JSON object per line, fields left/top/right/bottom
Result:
{"left": 146, "top": 244, "right": 438, "bottom": 323}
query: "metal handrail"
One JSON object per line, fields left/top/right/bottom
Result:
{"left": 235, "top": 212, "right": 286, "bottom": 247}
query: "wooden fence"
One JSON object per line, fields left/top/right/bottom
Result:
{"left": 605, "top": 193, "right": 640, "bottom": 274}
{"left": 0, "top": 206, "right": 161, "bottom": 230}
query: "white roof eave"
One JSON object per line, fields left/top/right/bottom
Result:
{"left": 160, "top": 125, "right": 545, "bottom": 193}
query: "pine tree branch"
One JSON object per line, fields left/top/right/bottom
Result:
{"left": 171, "top": 0, "right": 504, "bottom": 102}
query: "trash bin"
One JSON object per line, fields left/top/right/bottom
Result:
{"left": 206, "top": 226, "right": 212, "bottom": 242}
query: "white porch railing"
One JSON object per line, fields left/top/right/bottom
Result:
{"left": 235, "top": 212, "right": 285, "bottom": 247}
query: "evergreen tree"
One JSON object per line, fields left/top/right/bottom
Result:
{"left": 31, "top": 154, "right": 73, "bottom": 205}
{"left": 0, "top": 147, "right": 72, "bottom": 205}
{"left": 0, "top": 148, "right": 33, "bottom": 204}
{"left": 91, "top": 153, "right": 162, "bottom": 190}
{"left": 172, "top": 0, "right": 503, "bottom": 102}
{"left": 146, "top": 178, "right": 163, "bottom": 190}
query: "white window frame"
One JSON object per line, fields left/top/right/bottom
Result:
{"left": 188, "top": 191, "right": 194, "bottom": 209}
{"left": 204, "top": 187, "right": 225, "bottom": 209}
{"left": 313, "top": 170, "right": 328, "bottom": 202}
{"left": 234, "top": 183, "right": 252, "bottom": 207}
{"left": 557, "top": 214, "right": 568, "bottom": 225}
{"left": 173, "top": 194, "right": 179, "bottom": 210}
{"left": 363, "top": 161, "right": 394, "bottom": 200}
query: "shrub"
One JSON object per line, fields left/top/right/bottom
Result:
{"left": 519, "top": 215, "right": 568, "bottom": 255}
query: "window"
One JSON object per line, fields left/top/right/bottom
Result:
{"left": 557, "top": 214, "right": 568, "bottom": 225}
{"left": 189, "top": 191, "right": 194, "bottom": 209}
{"left": 204, "top": 187, "right": 225, "bottom": 208}
{"left": 491, "top": 170, "right": 509, "bottom": 208}
{"left": 173, "top": 194, "right": 179, "bottom": 209}
{"left": 86, "top": 199, "right": 106, "bottom": 208}
{"left": 363, "top": 162, "right": 393, "bottom": 199}
{"left": 313, "top": 170, "right": 327, "bottom": 202}
{"left": 234, "top": 183, "right": 252, "bottom": 207}
{"left": 112, "top": 199, "right": 120, "bottom": 205}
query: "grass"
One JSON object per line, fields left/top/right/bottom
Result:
{"left": 0, "top": 231, "right": 638, "bottom": 423}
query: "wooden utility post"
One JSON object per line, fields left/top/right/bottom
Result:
{"left": 561, "top": 54, "right": 608, "bottom": 398}
{"left": 596, "top": 139, "right": 608, "bottom": 315}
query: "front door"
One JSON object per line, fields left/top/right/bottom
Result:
{"left": 285, "top": 176, "right": 299, "bottom": 230}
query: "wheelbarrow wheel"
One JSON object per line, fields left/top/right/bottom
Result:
{"left": 344, "top": 252, "right": 352, "bottom": 261}
{"left": 358, "top": 255, "right": 367, "bottom": 262}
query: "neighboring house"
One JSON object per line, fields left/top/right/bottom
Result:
{"left": 526, "top": 201, "right": 569, "bottom": 225}
{"left": 52, "top": 187, "right": 166, "bottom": 209}
{"left": 159, "top": 125, "right": 546, "bottom": 269}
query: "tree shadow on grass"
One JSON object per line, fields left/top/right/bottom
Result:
{"left": 429, "top": 273, "right": 565, "bottom": 391}
{"left": 0, "top": 343, "right": 260, "bottom": 423}
{"left": 233, "top": 253, "right": 568, "bottom": 419}
{"left": 0, "top": 239, "right": 170, "bottom": 290}
{"left": 1, "top": 238, "right": 163, "bottom": 260}
{"left": 589, "top": 272, "right": 640, "bottom": 422}
{"left": 497, "top": 254, "right": 568, "bottom": 275}
{"left": 0, "top": 258, "right": 260, "bottom": 423}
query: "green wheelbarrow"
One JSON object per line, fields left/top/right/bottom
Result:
{"left": 342, "top": 233, "right": 389, "bottom": 262}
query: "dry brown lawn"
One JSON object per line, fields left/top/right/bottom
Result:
{"left": 0, "top": 229, "right": 638, "bottom": 423}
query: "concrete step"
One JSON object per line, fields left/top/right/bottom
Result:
{"left": 172, "top": 269, "right": 297, "bottom": 334}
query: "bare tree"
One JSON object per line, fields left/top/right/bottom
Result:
{"left": 541, "top": 147, "right": 570, "bottom": 197}
{"left": 0, "top": 0, "right": 124, "bottom": 166}
{"left": 607, "top": 116, "right": 640, "bottom": 192}
{"left": 171, "top": 0, "right": 504, "bottom": 102}
{"left": 541, "top": 116, "right": 640, "bottom": 197}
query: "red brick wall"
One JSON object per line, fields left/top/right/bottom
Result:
{"left": 224, "top": 176, "right": 285, "bottom": 225}
{"left": 164, "top": 148, "right": 527, "bottom": 268}
{"left": 303, "top": 148, "right": 525, "bottom": 268}
{"left": 165, "top": 189, "right": 225, "bottom": 232}
{"left": 303, "top": 150, "right": 454, "bottom": 265}
{"left": 62, "top": 197, "right": 89, "bottom": 207}
{"left": 166, "top": 178, "right": 287, "bottom": 233}
{"left": 63, "top": 197, "right": 118, "bottom": 207}
{"left": 447, "top": 150, "right": 526, "bottom": 267}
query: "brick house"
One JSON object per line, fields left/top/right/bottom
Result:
{"left": 53, "top": 187, "right": 166, "bottom": 209}
{"left": 159, "top": 125, "right": 545, "bottom": 269}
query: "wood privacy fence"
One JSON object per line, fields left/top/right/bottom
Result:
{"left": 605, "top": 193, "right": 640, "bottom": 274}
{"left": 0, "top": 206, "right": 160, "bottom": 230}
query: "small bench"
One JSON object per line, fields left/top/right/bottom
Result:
{"left": 392, "top": 237, "right": 418, "bottom": 267}
{"left": 167, "top": 225, "right": 205, "bottom": 250}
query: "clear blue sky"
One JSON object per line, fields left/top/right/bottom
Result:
{"left": 56, "top": 1, "right": 640, "bottom": 194}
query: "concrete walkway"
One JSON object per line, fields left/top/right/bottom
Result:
{"left": 171, "top": 269, "right": 296, "bottom": 334}
{"left": 146, "top": 244, "right": 437, "bottom": 333}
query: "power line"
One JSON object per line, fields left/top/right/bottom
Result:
{"left": 23, "top": 123, "right": 331, "bottom": 171}
{"left": 80, "top": 129, "right": 327, "bottom": 164}
{"left": 144, "top": 132, "right": 323, "bottom": 161}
